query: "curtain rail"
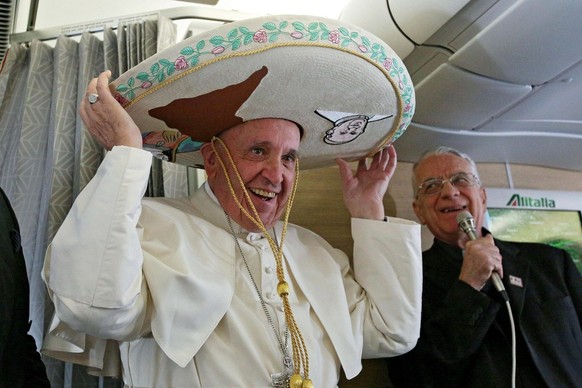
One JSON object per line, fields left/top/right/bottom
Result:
{"left": 10, "top": 5, "right": 255, "bottom": 44}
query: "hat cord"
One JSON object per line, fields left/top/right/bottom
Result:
{"left": 211, "top": 137, "right": 313, "bottom": 388}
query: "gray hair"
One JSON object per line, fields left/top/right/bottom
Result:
{"left": 412, "top": 146, "right": 481, "bottom": 197}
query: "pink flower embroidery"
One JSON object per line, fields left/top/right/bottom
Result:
{"left": 141, "top": 81, "right": 152, "bottom": 89}
{"left": 114, "top": 93, "right": 130, "bottom": 105}
{"left": 211, "top": 46, "right": 225, "bottom": 55}
{"left": 358, "top": 45, "right": 368, "bottom": 53}
{"left": 253, "top": 29, "right": 268, "bottom": 43}
{"left": 404, "top": 104, "right": 412, "bottom": 112}
{"left": 290, "top": 31, "right": 303, "bottom": 39}
{"left": 398, "top": 80, "right": 404, "bottom": 90}
{"left": 174, "top": 56, "right": 188, "bottom": 71}
{"left": 329, "top": 30, "right": 340, "bottom": 44}
{"left": 383, "top": 58, "right": 392, "bottom": 71}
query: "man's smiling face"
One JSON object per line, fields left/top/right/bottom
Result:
{"left": 412, "top": 153, "right": 487, "bottom": 247}
{"left": 202, "top": 118, "right": 300, "bottom": 232}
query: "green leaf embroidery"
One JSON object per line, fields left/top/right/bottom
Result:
{"left": 209, "top": 36, "right": 225, "bottom": 45}
{"left": 263, "top": 22, "right": 277, "bottom": 31}
{"left": 292, "top": 22, "right": 306, "bottom": 31}
{"left": 339, "top": 27, "right": 350, "bottom": 37}
{"left": 180, "top": 47, "right": 195, "bottom": 56}
{"left": 227, "top": 28, "right": 238, "bottom": 40}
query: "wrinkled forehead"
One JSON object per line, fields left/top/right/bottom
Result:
{"left": 415, "top": 154, "right": 473, "bottom": 184}
{"left": 220, "top": 118, "right": 300, "bottom": 135}
{"left": 218, "top": 118, "right": 302, "bottom": 150}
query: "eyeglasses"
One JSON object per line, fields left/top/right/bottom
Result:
{"left": 417, "top": 172, "right": 480, "bottom": 196}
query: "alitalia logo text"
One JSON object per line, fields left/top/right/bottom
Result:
{"left": 506, "top": 194, "right": 555, "bottom": 208}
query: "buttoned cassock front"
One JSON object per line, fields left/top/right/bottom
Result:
{"left": 42, "top": 146, "right": 422, "bottom": 387}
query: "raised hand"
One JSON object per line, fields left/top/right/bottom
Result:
{"left": 336, "top": 145, "right": 397, "bottom": 220}
{"left": 79, "top": 70, "right": 142, "bottom": 150}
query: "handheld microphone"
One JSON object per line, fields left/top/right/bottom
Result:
{"left": 456, "top": 210, "right": 509, "bottom": 301}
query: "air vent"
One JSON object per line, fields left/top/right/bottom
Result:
{"left": 0, "top": 0, "right": 15, "bottom": 63}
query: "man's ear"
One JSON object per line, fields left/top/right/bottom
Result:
{"left": 200, "top": 143, "right": 216, "bottom": 179}
{"left": 412, "top": 200, "right": 426, "bottom": 225}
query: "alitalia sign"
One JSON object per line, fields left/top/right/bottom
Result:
{"left": 487, "top": 188, "right": 578, "bottom": 211}
{"left": 506, "top": 194, "right": 556, "bottom": 208}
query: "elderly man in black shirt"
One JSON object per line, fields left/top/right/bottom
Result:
{"left": 388, "top": 146, "right": 582, "bottom": 387}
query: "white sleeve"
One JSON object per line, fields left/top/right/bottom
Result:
{"left": 351, "top": 217, "right": 422, "bottom": 357}
{"left": 43, "top": 146, "right": 153, "bottom": 340}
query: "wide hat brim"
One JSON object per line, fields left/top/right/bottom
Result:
{"left": 109, "top": 15, "right": 415, "bottom": 170}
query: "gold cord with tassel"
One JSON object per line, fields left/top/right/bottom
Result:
{"left": 211, "top": 137, "right": 312, "bottom": 387}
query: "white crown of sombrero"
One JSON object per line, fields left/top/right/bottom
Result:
{"left": 109, "top": 14, "right": 415, "bottom": 169}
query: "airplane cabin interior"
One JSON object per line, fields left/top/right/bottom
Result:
{"left": 1, "top": 0, "right": 581, "bottom": 386}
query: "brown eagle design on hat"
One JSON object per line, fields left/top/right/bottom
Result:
{"left": 149, "top": 66, "right": 269, "bottom": 141}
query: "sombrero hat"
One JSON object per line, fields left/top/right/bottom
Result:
{"left": 108, "top": 14, "right": 415, "bottom": 170}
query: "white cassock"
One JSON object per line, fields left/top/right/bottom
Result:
{"left": 42, "top": 146, "right": 422, "bottom": 388}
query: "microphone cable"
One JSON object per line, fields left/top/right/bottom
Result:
{"left": 505, "top": 298, "right": 516, "bottom": 388}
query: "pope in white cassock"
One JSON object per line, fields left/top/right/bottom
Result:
{"left": 42, "top": 14, "right": 422, "bottom": 388}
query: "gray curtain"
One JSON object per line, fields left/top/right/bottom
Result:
{"left": 0, "top": 15, "right": 189, "bottom": 387}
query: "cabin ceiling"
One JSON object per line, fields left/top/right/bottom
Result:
{"left": 340, "top": 0, "right": 582, "bottom": 171}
